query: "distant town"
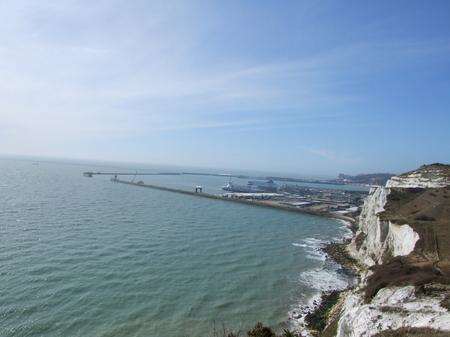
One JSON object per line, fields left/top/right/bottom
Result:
{"left": 183, "top": 171, "right": 395, "bottom": 187}
{"left": 218, "top": 172, "right": 393, "bottom": 220}
{"left": 221, "top": 181, "right": 368, "bottom": 221}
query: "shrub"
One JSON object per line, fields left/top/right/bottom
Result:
{"left": 247, "top": 323, "right": 276, "bottom": 337}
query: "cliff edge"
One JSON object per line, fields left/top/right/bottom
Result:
{"left": 320, "top": 164, "right": 450, "bottom": 337}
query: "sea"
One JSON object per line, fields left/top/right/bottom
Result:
{"left": 0, "top": 157, "right": 357, "bottom": 337}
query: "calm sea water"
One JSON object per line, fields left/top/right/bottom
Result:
{"left": 1, "top": 158, "right": 351, "bottom": 337}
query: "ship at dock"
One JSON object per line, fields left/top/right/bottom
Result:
{"left": 222, "top": 179, "right": 278, "bottom": 193}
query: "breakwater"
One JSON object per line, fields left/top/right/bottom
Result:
{"left": 113, "top": 178, "right": 355, "bottom": 223}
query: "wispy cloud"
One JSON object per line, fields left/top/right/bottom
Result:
{"left": 303, "top": 147, "right": 361, "bottom": 166}
{"left": 306, "top": 148, "right": 339, "bottom": 161}
{"left": 0, "top": 1, "right": 449, "bottom": 172}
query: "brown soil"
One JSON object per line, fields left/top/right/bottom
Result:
{"left": 379, "top": 186, "right": 450, "bottom": 262}
{"left": 373, "top": 327, "right": 450, "bottom": 337}
{"left": 354, "top": 232, "right": 366, "bottom": 251}
{"left": 364, "top": 257, "right": 450, "bottom": 301}
{"left": 441, "top": 294, "right": 450, "bottom": 311}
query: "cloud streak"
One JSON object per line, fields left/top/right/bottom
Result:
{"left": 0, "top": 1, "right": 449, "bottom": 173}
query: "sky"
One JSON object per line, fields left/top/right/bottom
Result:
{"left": 0, "top": 1, "right": 449, "bottom": 176}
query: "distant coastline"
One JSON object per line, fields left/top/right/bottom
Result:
{"left": 83, "top": 169, "right": 384, "bottom": 189}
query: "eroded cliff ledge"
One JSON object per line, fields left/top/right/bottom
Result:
{"left": 321, "top": 164, "right": 450, "bottom": 337}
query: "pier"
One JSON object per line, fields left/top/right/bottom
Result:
{"left": 83, "top": 171, "right": 355, "bottom": 223}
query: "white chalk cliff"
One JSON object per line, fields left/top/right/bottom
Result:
{"left": 347, "top": 186, "right": 420, "bottom": 267}
{"left": 329, "top": 164, "right": 450, "bottom": 337}
{"left": 387, "top": 165, "right": 450, "bottom": 188}
{"left": 337, "top": 286, "right": 450, "bottom": 337}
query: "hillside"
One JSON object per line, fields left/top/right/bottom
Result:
{"left": 315, "top": 164, "right": 450, "bottom": 337}
{"left": 337, "top": 173, "right": 395, "bottom": 186}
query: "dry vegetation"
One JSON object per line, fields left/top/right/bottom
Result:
{"left": 364, "top": 257, "right": 450, "bottom": 302}
{"left": 364, "top": 183, "right": 450, "bottom": 302}
{"left": 373, "top": 327, "right": 450, "bottom": 337}
{"left": 207, "top": 323, "right": 300, "bottom": 337}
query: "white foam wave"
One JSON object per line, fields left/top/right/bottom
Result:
{"left": 289, "top": 232, "right": 356, "bottom": 334}
{"left": 292, "top": 237, "right": 327, "bottom": 261}
{"left": 289, "top": 263, "right": 352, "bottom": 335}
{"left": 297, "top": 236, "right": 351, "bottom": 292}
{"left": 299, "top": 267, "right": 349, "bottom": 292}
{"left": 336, "top": 219, "right": 354, "bottom": 237}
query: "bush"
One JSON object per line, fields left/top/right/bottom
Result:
{"left": 207, "top": 322, "right": 300, "bottom": 337}
{"left": 246, "top": 323, "right": 300, "bottom": 337}
{"left": 247, "top": 323, "right": 276, "bottom": 337}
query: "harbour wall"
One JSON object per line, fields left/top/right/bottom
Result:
{"left": 113, "top": 178, "right": 355, "bottom": 223}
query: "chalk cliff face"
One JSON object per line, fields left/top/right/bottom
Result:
{"left": 387, "top": 164, "right": 450, "bottom": 188}
{"left": 347, "top": 186, "right": 420, "bottom": 267}
{"left": 337, "top": 285, "right": 450, "bottom": 337}
{"left": 331, "top": 164, "right": 450, "bottom": 337}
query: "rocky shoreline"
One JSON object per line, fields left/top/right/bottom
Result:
{"left": 300, "top": 239, "right": 360, "bottom": 337}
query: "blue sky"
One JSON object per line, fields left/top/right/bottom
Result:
{"left": 0, "top": 1, "right": 449, "bottom": 175}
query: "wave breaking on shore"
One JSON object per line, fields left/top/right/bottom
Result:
{"left": 288, "top": 219, "right": 355, "bottom": 332}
